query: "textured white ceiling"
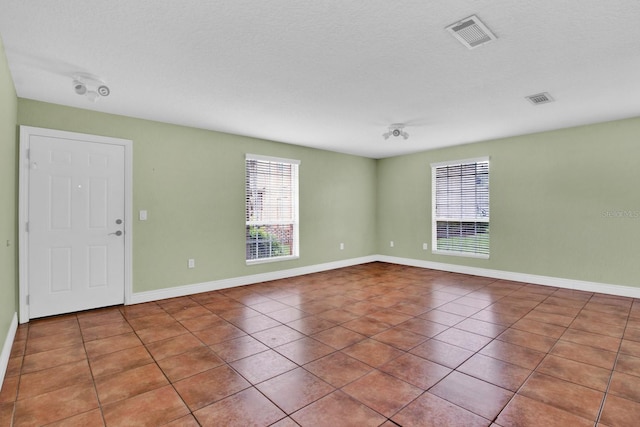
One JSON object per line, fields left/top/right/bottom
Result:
{"left": 1, "top": 0, "right": 640, "bottom": 158}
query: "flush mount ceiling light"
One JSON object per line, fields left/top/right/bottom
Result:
{"left": 71, "top": 73, "right": 110, "bottom": 102}
{"left": 383, "top": 124, "right": 409, "bottom": 140}
{"left": 446, "top": 15, "right": 497, "bottom": 49}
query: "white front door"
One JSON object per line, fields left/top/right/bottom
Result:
{"left": 21, "top": 127, "right": 131, "bottom": 319}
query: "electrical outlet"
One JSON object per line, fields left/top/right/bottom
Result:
{"left": 340, "top": 243, "right": 344, "bottom": 250}
{"left": 188, "top": 259, "right": 195, "bottom": 268}
{"left": 423, "top": 243, "right": 428, "bottom": 250}
{"left": 390, "top": 241, "right": 394, "bottom": 248}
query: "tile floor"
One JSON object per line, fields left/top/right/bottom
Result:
{"left": 2, "top": 262, "right": 640, "bottom": 426}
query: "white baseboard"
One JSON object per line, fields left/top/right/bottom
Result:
{"left": 378, "top": 255, "right": 640, "bottom": 299}
{"left": 129, "top": 254, "right": 640, "bottom": 306}
{"left": 130, "top": 256, "right": 379, "bottom": 304}
{"left": 0, "top": 312, "right": 18, "bottom": 387}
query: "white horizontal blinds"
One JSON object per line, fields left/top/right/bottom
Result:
{"left": 245, "top": 154, "right": 299, "bottom": 261}
{"left": 433, "top": 158, "right": 489, "bottom": 257}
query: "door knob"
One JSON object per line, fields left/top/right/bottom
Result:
{"left": 115, "top": 219, "right": 123, "bottom": 224}
{"left": 109, "top": 230, "right": 123, "bottom": 236}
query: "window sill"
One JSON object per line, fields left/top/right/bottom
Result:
{"left": 246, "top": 255, "right": 299, "bottom": 266}
{"left": 432, "top": 250, "right": 489, "bottom": 260}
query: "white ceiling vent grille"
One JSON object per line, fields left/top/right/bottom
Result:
{"left": 446, "top": 15, "right": 497, "bottom": 49}
{"left": 526, "top": 92, "right": 554, "bottom": 105}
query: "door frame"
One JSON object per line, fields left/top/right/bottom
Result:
{"left": 18, "top": 126, "right": 133, "bottom": 323}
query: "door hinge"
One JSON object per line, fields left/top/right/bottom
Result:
{"left": 26, "top": 295, "right": 29, "bottom": 305}
{"left": 25, "top": 222, "right": 29, "bottom": 232}
{"left": 26, "top": 148, "right": 30, "bottom": 160}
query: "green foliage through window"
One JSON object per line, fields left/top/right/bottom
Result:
{"left": 246, "top": 226, "right": 291, "bottom": 260}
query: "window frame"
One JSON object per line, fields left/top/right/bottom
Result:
{"left": 245, "top": 153, "right": 300, "bottom": 265}
{"left": 431, "top": 156, "right": 490, "bottom": 259}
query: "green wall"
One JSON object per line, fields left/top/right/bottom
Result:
{"left": 377, "top": 118, "right": 640, "bottom": 287}
{"left": 17, "top": 99, "right": 378, "bottom": 293}
{"left": 5, "top": 52, "right": 640, "bottom": 323}
{"left": 0, "top": 38, "right": 18, "bottom": 352}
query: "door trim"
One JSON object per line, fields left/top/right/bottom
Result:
{"left": 18, "top": 126, "right": 133, "bottom": 323}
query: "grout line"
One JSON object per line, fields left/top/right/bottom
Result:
{"left": 78, "top": 313, "right": 109, "bottom": 427}
{"left": 592, "top": 301, "right": 633, "bottom": 426}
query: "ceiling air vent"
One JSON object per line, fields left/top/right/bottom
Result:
{"left": 446, "top": 15, "right": 497, "bottom": 49}
{"left": 526, "top": 92, "right": 554, "bottom": 105}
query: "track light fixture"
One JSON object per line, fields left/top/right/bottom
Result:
{"left": 71, "top": 74, "right": 110, "bottom": 102}
{"left": 72, "top": 79, "right": 87, "bottom": 95}
{"left": 383, "top": 124, "right": 409, "bottom": 140}
{"left": 97, "top": 85, "right": 110, "bottom": 97}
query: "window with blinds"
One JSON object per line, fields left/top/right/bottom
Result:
{"left": 432, "top": 157, "right": 490, "bottom": 258}
{"left": 245, "top": 154, "right": 300, "bottom": 263}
